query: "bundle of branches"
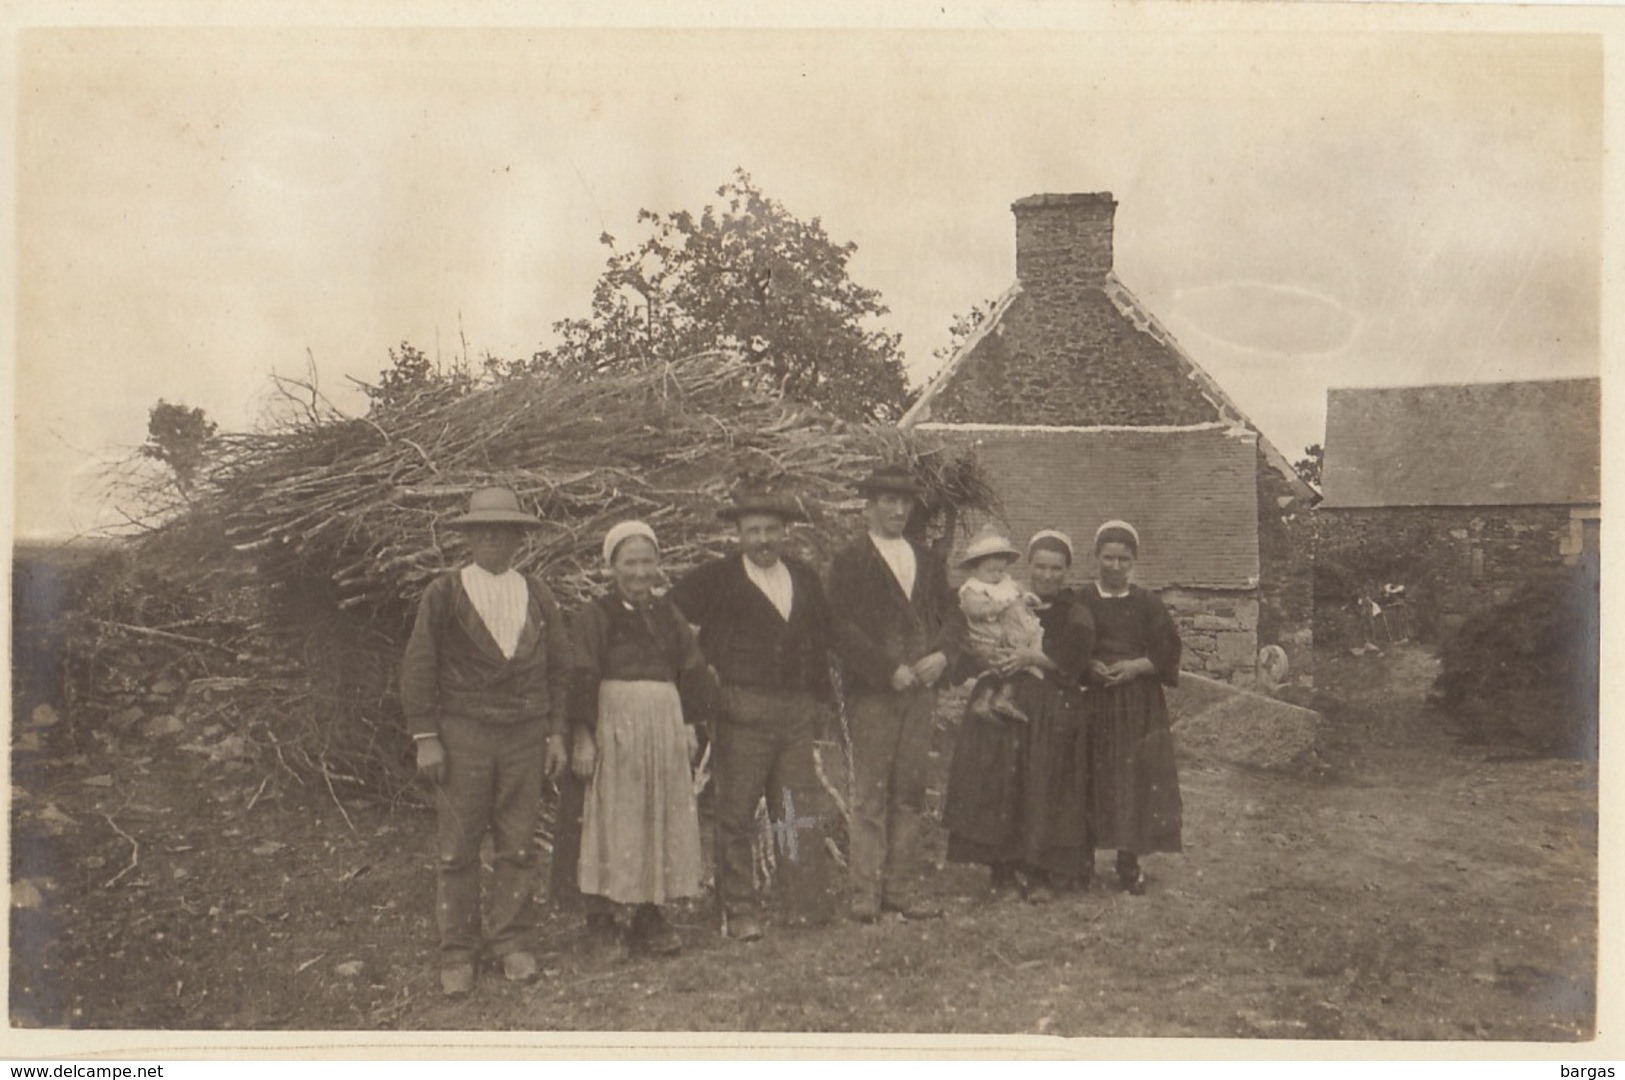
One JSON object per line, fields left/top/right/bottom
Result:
{"left": 107, "top": 352, "right": 997, "bottom": 799}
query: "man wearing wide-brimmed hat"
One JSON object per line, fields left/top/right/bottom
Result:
{"left": 400, "top": 486, "right": 574, "bottom": 997}
{"left": 826, "top": 463, "right": 966, "bottom": 922}
{"left": 668, "top": 479, "right": 839, "bottom": 942}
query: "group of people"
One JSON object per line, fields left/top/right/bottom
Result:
{"left": 400, "top": 465, "right": 1185, "bottom": 998}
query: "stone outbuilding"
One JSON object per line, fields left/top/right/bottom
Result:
{"left": 1316, "top": 377, "right": 1600, "bottom": 642}
{"left": 902, "top": 192, "right": 1317, "bottom": 688}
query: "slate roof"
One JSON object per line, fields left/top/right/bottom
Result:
{"left": 1320, "top": 378, "right": 1601, "bottom": 509}
{"left": 926, "top": 423, "right": 1261, "bottom": 589}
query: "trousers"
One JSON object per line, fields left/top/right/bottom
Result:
{"left": 713, "top": 685, "right": 837, "bottom": 923}
{"left": 847, "top": 687, "right": 935, "bottom": 904}
{"left": 434, "top": 714, "right": 544, "bottom": 965}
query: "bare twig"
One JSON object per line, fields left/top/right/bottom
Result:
{"left": 102, "top": 812, "right": 140, "bottom": 888}
{"left": 245, "top": 775, "right": 272, "bottom": 812}
{"left": 321, "top": 763, "right": 358, "bottom": 833}
{"left": 91, "top": 619, "right": 237, "bottom": 656}
{"left": 265, "top": 732, "right": 306, "bottom": 786}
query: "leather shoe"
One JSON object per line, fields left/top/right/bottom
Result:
{"left": 440, "top": 964, "right": 475, "bottom": 998}
{"left": 631, "top": 906, "right": 683, "bottom": 956}
{"left": 726, "top": 912, "right": 764, "bottom": 942}
{"left": 501, "top": 951, "right": 539, "bottom": 982}
{"left": 850, "top": 894, "right": 880, "bottom": 924}
{"left": 881, "top": 896, "right": 943, "bottom": 920}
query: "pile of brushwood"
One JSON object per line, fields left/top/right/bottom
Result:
{"left": 1431, "top": 553, "right": 1600, "bottom": 758}
{"left": 65, "top": 352, "right": 997, "bottom": 807}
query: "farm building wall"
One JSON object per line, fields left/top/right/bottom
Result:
{"left": 1313, "top": 504, "right": 1597, "bottom": 646}
{"left": 1161, "top": 588, "right": 1260, "bottom": 684}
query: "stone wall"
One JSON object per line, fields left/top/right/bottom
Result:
{"left": 1314, "top": 503, "right": 1594, "bottom": 644}
{"left": 926, "top": 290, "right": 1225, "bottom": 428}
{"left": 1162, "top": 587, "right": 1260, "bottom": 685}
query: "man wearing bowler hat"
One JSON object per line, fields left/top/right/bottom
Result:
{"left": 827, "top": 464, "right": 966, "bottom": 922}
{"left": 400, "top": 486, "right": 573, "bottom": 997}
{"left": 668, "top": 479, "right": 839, "bottom": 941}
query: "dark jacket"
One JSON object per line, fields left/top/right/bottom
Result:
{"left": 667, "top": 554, "right": 834, "bottom": 700}
{"left": 567, "top": 591, "right": 718, "bottom": 730}
{"left": 827, "top": 533, "right": 966, "bottom": 692}
{"left": 1077, "top": 583, "right": 1182, "bottom": 688}
{"left": 399, "top": 570, "right": 573, "bottom": 738}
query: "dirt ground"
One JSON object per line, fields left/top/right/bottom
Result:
{"left": 9, "top": 644, "right": 1596, "bottom": 1039}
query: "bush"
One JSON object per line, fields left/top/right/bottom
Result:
{"left": 1432, "top": 555, "right": 1599, "bottom": 757}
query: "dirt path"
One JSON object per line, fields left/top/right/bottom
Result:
{"left": 10, "top": 646, "right": 1596, "bottom": 1038}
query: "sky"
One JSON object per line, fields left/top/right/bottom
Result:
{"left": 9, "top": 16, "right": 1605, "bottom": 540}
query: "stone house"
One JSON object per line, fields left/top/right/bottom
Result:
{"left": 901, "top": 192, "right": 1317, "bottom": 688}
{"left": 1316, "top": 377, "right": 1601, "bottom": 641}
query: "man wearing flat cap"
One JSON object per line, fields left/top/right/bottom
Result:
{"left": 827, "top": 463, "right": 966, "bottom": 922}
{"left": 400, "top": 486, "right": 573, "bottom": 997}
{"left": 668, "top": 480, "right": 838, "bottom": 941}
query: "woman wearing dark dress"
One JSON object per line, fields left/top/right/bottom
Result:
{"left": 942, "top": 529, "right": 1096, "bottom": 902}
{"left": 1079, "top": 520, "right": 1183, "bottom": 895}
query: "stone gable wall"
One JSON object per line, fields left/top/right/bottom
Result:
{"left": 926, "top": 290, "right": 1223, "bottom": 427}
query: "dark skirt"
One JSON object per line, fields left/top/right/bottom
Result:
{"left": 942, "top": 671, "right": 1092, "bottom": 878}
{"left": 1087, "top": 677, "right": 1182, "bottom": 854}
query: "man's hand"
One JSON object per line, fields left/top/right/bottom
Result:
{"left": 543, "top": 734, "right": 568, "bottom": 781}
{"left": 912, "top": 651, "right": 949, "bottom": 688}
{"left": 415, "top": 735, "right": 447, "bottom": 786}
{"left": 890, "top": 663, "right": 920, "bottom": 692}
{"left": 685, "top": 725, "right": 702, "bottom": 767}
{"left": 570, "top": 731, "right": 598, "bottom": 781}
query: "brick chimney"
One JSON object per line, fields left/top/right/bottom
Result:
{"left": 1012, "top": 192, "right": 1117, "bottom": 291}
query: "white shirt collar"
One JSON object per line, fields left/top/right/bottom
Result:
{"left": 868, "top": 531, "right": 917, "bottom": 596}
{"left": 741, "top": 554, "right": 794, "bottom": 620}
{"left": 460, "top": 563, "right": 529, "bottom": 658}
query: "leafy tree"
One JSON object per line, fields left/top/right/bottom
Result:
{"left": 367, "top": 341, "right": 474, "bottom": 409}
{"left": 1294, "top": 443, "right": 1324, "bottom": 489}
{"left": 140, "top": 400, "right": 217, "bottom": 498}
{"left": 528, "top": 169, "right": 912, "bottom": 423}
{"left": 934, "top": 298, "right": 1002, "bottom": 365}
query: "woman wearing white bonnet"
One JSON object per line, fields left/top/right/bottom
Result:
{"left": 571, "top": 519, "right": 712, "bottom": 955}
{"left": 600, "top": 519, "right": 660, "bottom": 568}
{"left": 1079, "top": 517, "right": 1184, "bottom": 895}
{"left": 943, "top": 525, "right": 1098, "bottom": 901}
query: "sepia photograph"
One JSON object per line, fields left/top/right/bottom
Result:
{"left": 4, "top": 2, "right": 1609, "bottom": 1055}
